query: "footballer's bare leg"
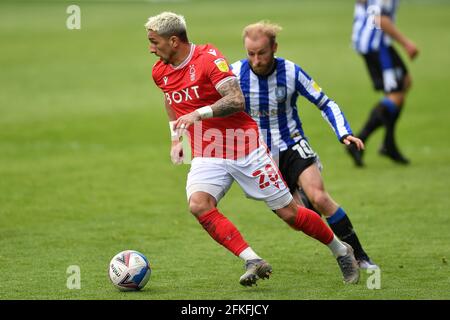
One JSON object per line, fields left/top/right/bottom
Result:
{"left": 189, "top": 191, "right": 267, "bottom": 286}
{"left": 298, "top": 164, "right": 378, "bottom": 269}
{"left": 297, "top": 164, "right": 338, "bottom": 216}
{"left": 188, "top": 191, "right": 217, "bottom": 218}
{"left": 274, "top": 199, "right": 359, "bottom": 284}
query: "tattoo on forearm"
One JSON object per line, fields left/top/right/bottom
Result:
{"left": 212, "top": 78, "right": 245, "bottom": 117}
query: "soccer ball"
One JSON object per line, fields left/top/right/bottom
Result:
{"left": 108, "top": 250, "right": 151, "bottom": 291}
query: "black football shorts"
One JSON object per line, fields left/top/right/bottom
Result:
{"left": 278, "top": 139, "right": 318, "bottom": 193}
{"left": 362, "top": 46, "right": 408, "bottom": 93}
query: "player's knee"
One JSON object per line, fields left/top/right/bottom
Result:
{"left": 275, "top": 201, "right": 298, "bottom": 226}
{"left": 188, "top": 195, "right": 215, "bottom": 217}
{"left": 309, "top": 191, "right": 330, "bottom": 211}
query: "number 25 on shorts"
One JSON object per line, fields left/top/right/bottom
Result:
{"left": 252, "top": 164, "right": 280, "bottom": 190}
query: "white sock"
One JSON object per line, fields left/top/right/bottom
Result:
{"left": 327, "top": 235, "right": 348, "bottom": 257}
{"left": 239, "top": 247, "right": 261, "bottom": 261}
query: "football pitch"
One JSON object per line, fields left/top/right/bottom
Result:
{"left": 1, "top": 0, "right": 449, "bottom": 300}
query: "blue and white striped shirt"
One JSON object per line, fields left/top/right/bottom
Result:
{"left": 231, "top": 58, "right": 352, "bottom": 152}
{"left": 352, "top": 0, "right": 398, "bottom": 54}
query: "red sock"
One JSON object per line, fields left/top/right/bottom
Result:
{"left": 293, "top": 207, "right": 334, "bottom": 245}
{"left": 197, "top": 208, "right": 249, "bottom": 256}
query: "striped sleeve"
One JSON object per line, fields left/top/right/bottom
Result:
{"left": 295, "top": 65, "right": 352, "bottom": 141}
{"left": 320, "top": 101, "right": 353, "bottom": 141}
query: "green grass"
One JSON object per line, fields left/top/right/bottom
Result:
{"left": 1, "top": 0, "right": 449, "bottom": 299}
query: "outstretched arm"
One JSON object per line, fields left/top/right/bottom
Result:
{"left": 320, "top": 100, "right": 364, "bottom": 150}
{"left": 380, "top": 15, "right": 419, "bottom": 60}
{"left": 294, "top": 66, "right": 358, "bottom": 145}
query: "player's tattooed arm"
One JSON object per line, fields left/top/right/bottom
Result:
{"left": 212, "top": 78, "right": 245, "bottom": 117}
{"left": 173, "top": 78, "right": 244, "bottom": 136}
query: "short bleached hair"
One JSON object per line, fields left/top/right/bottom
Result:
{"left": 145, "top": 12, "right": 188, "bottom": 41}
{"left": 242, "top": 21, "right": 282, "bottom": 45}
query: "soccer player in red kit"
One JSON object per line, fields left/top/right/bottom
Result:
{"left": 146, "top": 12, "right": 360, "bottom": 286}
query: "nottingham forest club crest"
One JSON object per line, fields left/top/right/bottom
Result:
{"left": 275, "top": 86, "right": 287, "bottom": 103}
{"left": 189, "top": 64, "right": 196, "bottom": 81}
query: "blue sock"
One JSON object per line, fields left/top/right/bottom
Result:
{"left": 326, "top": 207, "right": 368, "bottom": 260}
{"left": 326, "top": 207, "right": 347, "bottom": 225}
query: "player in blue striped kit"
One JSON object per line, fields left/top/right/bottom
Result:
{"left": 231, "top": 21, "right": 377, "bottom": 269}
{"left": 348, "top": 0, "right": 419, "bottom": 166}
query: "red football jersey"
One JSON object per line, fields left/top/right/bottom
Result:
{"left": 152, "top": 44, "right": 259, "bottom": 159}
